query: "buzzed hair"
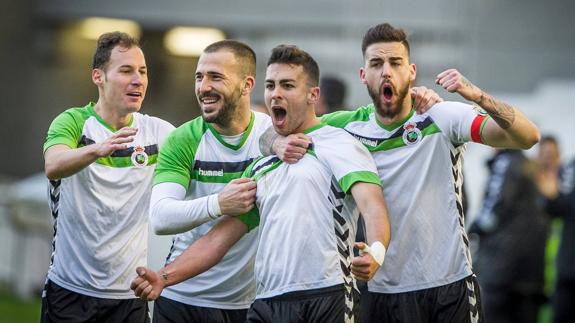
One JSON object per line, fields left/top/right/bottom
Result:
{"left": 266, "top": 45, "right": 320, "bottom": 87}
{"left": 92, "top": 31, "right": 140, "bottom": 70}
{"left": 361, "top": 23, "right": 410, "bottom": 58}
{"left": 203, "top": 40, "right": 257, "bottom": 78}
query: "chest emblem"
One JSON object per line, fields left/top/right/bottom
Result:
{"left": 402, "top": 122, "right": 422, "bottom": 145}
{"left": 131, "top": 146, "right": 149, "bottom": 167}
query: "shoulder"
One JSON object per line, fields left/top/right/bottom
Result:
{"left": 320, "top": 104, "right": 375, "bottom": 127}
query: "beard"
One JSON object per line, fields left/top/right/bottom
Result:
{"left": 367, "top": 82, "right": 410, "bottom": 119}
{"left": 200, "top": 86, "right": 242, "bottom": 127}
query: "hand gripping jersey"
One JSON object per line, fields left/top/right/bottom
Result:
{"left": 43, "top": 102, "right": 174, "bottom": 298}
{"left": 237, "top": 124, "right": 381, "bottom": 303}
{"left": 321, "top": 102, "right": 489, "bottom": 293}
{"left": 154, "top": 112, "right": 271, "bottom": 309}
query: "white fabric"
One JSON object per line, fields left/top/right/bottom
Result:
{"left": 150, "top": 182, "right": 220, "bottom": 235}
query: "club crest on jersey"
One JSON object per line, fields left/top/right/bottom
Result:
{"left": 131, "top": 146, "right": 148, "bottom": 167}
{"left": 402, "top": 122, "right": 422, "bottom": 145}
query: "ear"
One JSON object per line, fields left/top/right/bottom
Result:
{"left": 307, "top": 86, "right": 320, "bottom": 105}
{"left": 409, "top": 63, "right": 417, "bottom": 83}
{"left": 241, "top": 76, "right": 255, "bottom": 96}
{"left": 359, "top": 67, "right": 367, "bottom": 85}
{"left": 92, "top": 68, "right": 104, "bottom": 86}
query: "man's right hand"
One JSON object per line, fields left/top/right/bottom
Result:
{"left": 131, "top": 266, "right": 165, "bottom": 301}
{"left": 218, "top": 178, "right": 257, "bottom": 215}
{"left": 94, "top": 127, "right": 138, "bottom": 157}
{"left": 273, "top": 133, "right": 311, "bottom": 164}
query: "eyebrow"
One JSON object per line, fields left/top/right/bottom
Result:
{"left": 265, "top": 79, "right": 295, "bottom": 83}
{"left": 196, "top": 71, "right": 225, "bottom": 77}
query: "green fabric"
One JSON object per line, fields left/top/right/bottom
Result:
{"left": 153, "top": 117, "right": 207, "bottom": 187}
{"left": 95, "top": 154, "right": 158, "bottom": 167}
{"left": 236, "top": 207, "right": 260, "bottom": 232}
{"left": 207, "top": 112, "right": 255, "bottom": 151}
{"left": 320, "top": 104, "right": 373, "bottom": 128}
{"left": 43, "top": 103, "right": 94, "bottom": 152}
{"left": 339, "top": 170, "right": 382, "bottom": 193}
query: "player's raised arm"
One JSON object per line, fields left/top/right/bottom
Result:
{"left": 436, "top": 68, "right": 540, "bottom": 149}
{"left": 44, "top": 127, "right": 137, "bottom": 180}
{"left": 259, "top": 125, "right": 311, "bottom": 164}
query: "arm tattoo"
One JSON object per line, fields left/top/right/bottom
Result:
{"left": 477, "top": 92, "right": 516, "bottom": 129}
{"left": 259, "top": 126, "right": 280, "bottom": 156}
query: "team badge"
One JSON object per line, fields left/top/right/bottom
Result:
{"left": 131, "top": 146, "right": 148, "bottom": 167}
{"left": 402, "top": 122, "right": 422, "bottom": 145}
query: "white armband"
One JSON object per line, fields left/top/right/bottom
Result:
{"left": 206, "top": 194, "right": 222, "bottom": 219}
{"left": 360, "top": 241, "right": 386, "bottom": 266}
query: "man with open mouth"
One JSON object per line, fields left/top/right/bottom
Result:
{"left": 265, "top": 22, "right": 540, "bottom": 323}
{"left": 131, "top": 44, "right": 400, "bottom": 323}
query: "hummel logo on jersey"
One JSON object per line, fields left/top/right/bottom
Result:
{"left": 355, "top": 136, "right": 378, "bottom": 148}
{"left": 198, "top": 168, "right": 224, "bottom": 177}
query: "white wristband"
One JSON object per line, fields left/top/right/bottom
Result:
{"left": 360, "top": 241, "right": 386, "bottom": 266}
{"left": 207, "top": 194, "right": 222, "bottom": 219}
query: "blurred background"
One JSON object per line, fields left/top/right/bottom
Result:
{"left": 1, "top": 0, "right": 574, "bottom": 321}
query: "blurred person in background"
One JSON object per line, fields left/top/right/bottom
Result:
{"left": 469, "top": 148, "right": 549, "bottom": 323}
{"left": 41, "top": 32, "right": 174, "bottom": 323}
{"left": 316, "top": 75, "right": 347, "bottom": 116}
{"left": 537, "top": 135, "right": 575, "bottom": 323}
{"left": 251, "top": 101, "right": 269, "bottom": 115}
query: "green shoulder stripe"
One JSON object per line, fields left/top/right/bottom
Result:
{"left": 153, "top": 117, "right": 207, "bottom": 187}
{"left": 339, "top": 171, "right": 382, "bottom": 193}
{"left": 43, "top": 103, "right": 94, "bottom": 152}
{"left": 321, "top": 104, "right": 374, "bottom": 129}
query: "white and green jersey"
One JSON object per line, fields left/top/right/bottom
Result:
{"left": 237, "top": 124, "right": 381, "bottom": 302}
{"left": 321, "top": 102, "right": 489, "bottom": 293}
{"left": 155, "top": 111, "right": 271, "bottom": 309}
{"left": 43, "top": 102, "right": 174, "bottom": 298}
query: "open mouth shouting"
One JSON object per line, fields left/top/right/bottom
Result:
{"left": 381, "top": 83, "right": 394, "bottom": 104}
{"left": 271, "top": 105, "right": 288, "bottom": 128}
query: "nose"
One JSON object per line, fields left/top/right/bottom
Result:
{"left": 131, "top": 72, "right": 145, "bottom": 85}
{"left": 381, "top": 62, "right": 391, "bottom": 79}
{"left": 197, "top": 77, "right": 212, "bottom": 93}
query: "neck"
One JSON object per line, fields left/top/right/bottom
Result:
{"left": 211, "top": 104, "right": 252, "bottom": 136}
{"left": 94, "top": 101, "right": 132, "bottom": 129}
{"left": 294, "top": 109, "right": 321, "bottom": 134}
{"left": 375, "top": 96, "right": 412, "bottom": 126}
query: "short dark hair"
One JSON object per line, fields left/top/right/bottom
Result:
{"left": 362, "top": 23, "right": 410, "bottom": 58}
{"left": 266, "top": 45, "right": 320, "bottom": 86}
{"left": 320, "top": 76, "right": 346, "bottom": 110}
{"left": 92, "top": 31, "right": 140, "bottom": 70}
{"left": 540, "top": 135, "right": 559, "bottom": 146}
{"left": 204, "top": 40, "right": 256, "bottom": 78}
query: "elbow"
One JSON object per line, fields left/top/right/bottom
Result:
{"left": 44, "top": 162, "right": 61, "bottom": 181}
{"left": 150, "top": 213, "right": 171, "bottom": 235}
{"left": 520, "top": 129, "right": 540, "bottom": 150}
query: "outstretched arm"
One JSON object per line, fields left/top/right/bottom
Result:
{"left": 131, "top": 216, "right": 248, "bottom": 300}
{"left": 436, "top": 69, "right": 540, "bottom": 149}
{"left": 44, "top": 127, "right": 137, "bottom": 180}
{"left": 349, "top": 182, "right": 391, "bottom": 281}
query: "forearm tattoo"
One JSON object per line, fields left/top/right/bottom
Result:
{"left": 476, "top": 92, "right": 516, "bottom": 129}
{"left": 259, "top": 126, "right": 279, "bottom": 156}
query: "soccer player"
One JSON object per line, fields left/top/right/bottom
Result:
{"left": 265, "top": 23, "right": 540, "bottom": 323}
{"left": 144, "top": 40, "right": 271, "bottom": 323}
{"left": 132, "top": 44, "right": 392, "bottom": 323}
{"left": 41, "top": 32, "right": 174, "bottom": 323}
